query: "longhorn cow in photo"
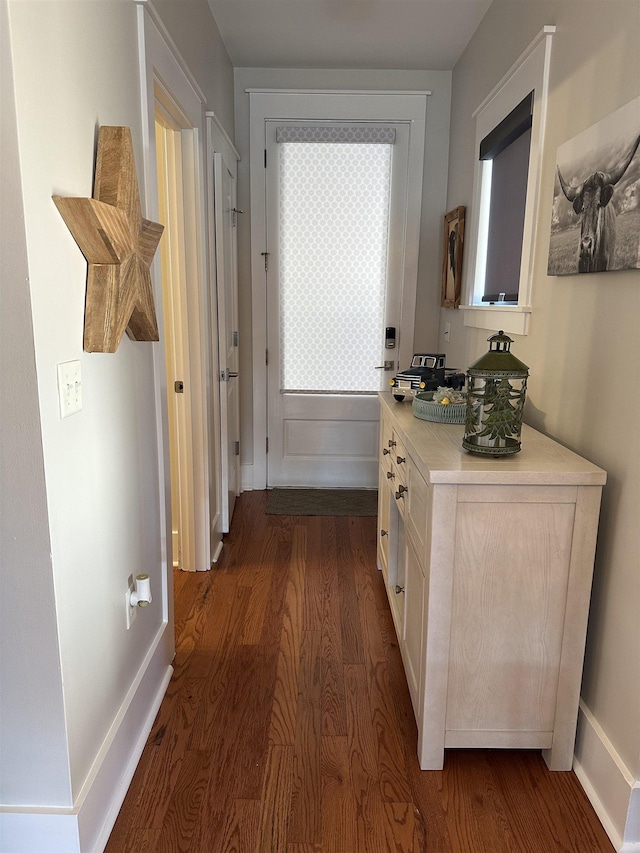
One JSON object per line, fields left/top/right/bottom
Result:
{"left": 557, "top": 133, "right": 640, "bottom": 272}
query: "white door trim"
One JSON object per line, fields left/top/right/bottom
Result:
{"left": 249, "top": 90, "right": 428, "bottom": 490}
{"left": 138, "top": 5, "right": 220, "bottom": 570}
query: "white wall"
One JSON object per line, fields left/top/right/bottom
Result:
{"left": 8, "top": 0, "right": 168, "bottom": 802}
{"left": 149, "top": 0, "right": 235, "bottom": 140}
{"left": 2, "top": 0, "right": 234, "bottom": 849}
{"left": 233, "top": 68, "right": 452, "bottom": 479}
{"left": 0, "top": 0, "right": 72, "bottom": 808}
{"left": 439, "top": 2, "right": 639, "bottom": 846}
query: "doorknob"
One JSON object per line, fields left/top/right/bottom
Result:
{"left": 375, "top": 360, "right": 394, "bottom": 370}
{"left": 220, "top": 369, "right": 239, "bottom": 381}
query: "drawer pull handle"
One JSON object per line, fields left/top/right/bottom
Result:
{"left": 386, "top": 471, "right": 395, "bottom": 480}
{"left": 382, "top": 447, "right": 391, "bottom": 456}
{"left": 396, "top": 455, "right": 406, "bottom": 464}
{"left": 395, "top": 486, "right": 407, "bottom": 500}
{"left": 388, "top": 439, "right": 396, "bottom": 448}
{"left": 395, "top": 585, "right": 405, "bottom": 594}
{"left": 380, "top": 529, "right": 388, "bottom": 538}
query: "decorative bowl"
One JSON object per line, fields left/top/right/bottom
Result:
{"left": 412, "top": 392, "right": 466, "bottom": 424}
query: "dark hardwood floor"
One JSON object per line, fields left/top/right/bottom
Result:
{"left": 105, "top": 491, "right": 613, "bottom": 852}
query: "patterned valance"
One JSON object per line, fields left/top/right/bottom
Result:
{"left": 276, "top": 125, "right": 396, "bottom": 144}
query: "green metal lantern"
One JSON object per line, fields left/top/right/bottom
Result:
{"left": 463, "top": 331, "right": 529, "bottom": 456}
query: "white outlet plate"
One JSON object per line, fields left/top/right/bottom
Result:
{"left": 57, "top": 360, "right": 82, "bottom": 418}
{"left": 125, "top": 590, "right": 137, "bottom": 629}
{"left": 444, "top": 322, "right": 451, "bottom": 343}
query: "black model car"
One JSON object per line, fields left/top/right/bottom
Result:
{"left": 389, "top": 353, "right": 465, "bottom": 401}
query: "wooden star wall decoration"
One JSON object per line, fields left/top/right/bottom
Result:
{"left": 53, "top": 126, "right": 164, "bottom": 352}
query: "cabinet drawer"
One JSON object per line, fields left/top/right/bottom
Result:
{"left": 380, "top": 418, "right": 395, "bottom": 476}
{"left": 390, "top": 435, "right": 407, "bottom": 516}
{"left": 380, "top": 415, "right": 394, "bottom": 454}
{"left": 393, "top": 437, "right": 408, "bottom": 484}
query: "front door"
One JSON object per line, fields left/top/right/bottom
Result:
{"left": 266, "top": 125, "right": 394, "bottom": 486}
{"left": 250, "top": 92, "right": 427, "bottom": 489}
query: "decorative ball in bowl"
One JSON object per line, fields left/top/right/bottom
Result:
{"left": 412, "top": 387, "right": 466, "bottom": 424}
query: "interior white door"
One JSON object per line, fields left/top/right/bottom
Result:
{"left": 213, "top": 151, "right": 240, "bottom": 530}
{"left": 264, "top": 121, "right": 416, "bottom": 488}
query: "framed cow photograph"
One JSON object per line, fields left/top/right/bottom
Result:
{"left": 548, "top": 96, "right": 640, "bottom": 276}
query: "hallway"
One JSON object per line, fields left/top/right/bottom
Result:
{"left": 105, "top": 491, "right": 613, "bottom": 852}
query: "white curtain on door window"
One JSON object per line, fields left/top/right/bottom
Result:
{"left": 278, "top": 140, "right": 392, "bottom": 393}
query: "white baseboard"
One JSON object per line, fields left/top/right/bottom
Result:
{"left": 241, "top": 462, "right": 255, "bottom": 492}
{"left": 573, "top": 700, "right": 636, "bottom": 851}
{"left": 622, "top": 782, "right": 640, "bottom": 851}
{"left": 0, "top": 626, "right": 173, "bottom": 853}
{"left": 81, "top": 629, "right": 173, "bottom": 853}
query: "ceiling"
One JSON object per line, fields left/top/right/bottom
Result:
{"left": 206, "top": 0, "right": 493, "bottom": 71}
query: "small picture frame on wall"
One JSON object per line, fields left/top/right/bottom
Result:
{"left": 441, "top": 206, "right": 465, "bottom": 308}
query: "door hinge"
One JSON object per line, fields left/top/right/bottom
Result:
{"left": 265, "top": 348, "right": 269, "bottom": 366}
{"left": 264, "top": 149, "right": 267, "bottom": 168}
{"left": 232, "top": 330, "right": 239, "bottom": 347}
{"left": 266, "top": 436, "right": 269, "bottom": 454}
{"left": 234, "top": 440, "right": 240, "bottom": 456}
{"left": 261, "top": 251, "right": 270, "bottom": 271}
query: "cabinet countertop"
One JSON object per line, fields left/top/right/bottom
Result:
{"left": 379, "top": 392, "right": 607, "bottom": 487}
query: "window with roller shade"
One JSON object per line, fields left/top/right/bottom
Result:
{"left": 462, "top": 26, "right": 554, "bottom": 336}
{"left": 480, "top": 92, "right": 533, "bottom": 304}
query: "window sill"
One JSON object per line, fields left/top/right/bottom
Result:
{"left": 460, "top": 304, "right": 531, "bottom": 335}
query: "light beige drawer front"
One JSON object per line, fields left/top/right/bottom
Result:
{"left": 380, "top": 416, "right": 394, "bottom": 453}
{"left": 383, "top": 460, "right": 396, "bottom": 490}
{"left": 393, "top": 439, "right": 408, "bottom": 484}
{"left": 391, "top": 434, "right": 408, "bottom": 517}
{"left": 381, "top": 444, "right": 395, "bottom": 469}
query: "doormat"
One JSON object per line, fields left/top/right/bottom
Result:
{"left": 266, "top": 488, "right": 378, "bottom": 517}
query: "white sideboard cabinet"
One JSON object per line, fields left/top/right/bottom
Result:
{"left": 377, "top": 392, "right": 606, "bottom": 771}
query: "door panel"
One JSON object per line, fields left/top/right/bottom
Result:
{"left": 273, "top": 389, "right": 381, "bottom": 486}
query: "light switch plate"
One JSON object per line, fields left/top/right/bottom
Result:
{"left": 57, "top": 360, "right": 82, "bottom": 418}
